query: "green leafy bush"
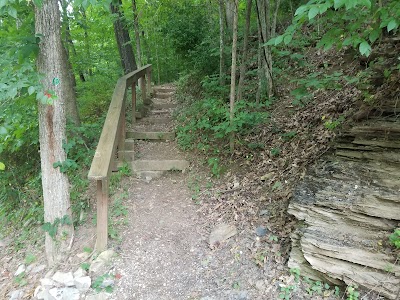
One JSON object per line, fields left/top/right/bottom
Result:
{"left": 176, "top": 98, "right": 269, "bottom": 152}
{"left": 389, "top": 228, "right": 400, "bottom": 249}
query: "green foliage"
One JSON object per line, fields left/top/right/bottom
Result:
{"left": 108, "top": 191, "right": 128, "bottom": 241}
{"left": 281, "top": 131, "right": 297, "bottom": 141}
{"left": 80, "top": 262, "right": 90, "bottom": 271}
{"left": 92, "top": 273, "right": 114, "bottom": 293}
{"left": 290, "top": 268, "right": 301, "bottom": 282}
{"left": 207, "top": 157, "right": 223, "bottom": 178}
{"left": 346, "top": 285, "right": 360, "bottom": 300}
{"left": 389, "top": 228, "right": 400, "bottom": 249}
{"left": 290, "top": 72, "right": 355, "bottom": 106}
{"left": 268, "top": 0, "right": 400, "bottom": 57}
{"left": 14, "top": 272, "right": 28, "bottom": 287}
{"left": 41, "top": 215, "right": 72, "bottom": 240}
{"left": 279, "top": 285, "right": 296, "bottom": 299}
{"left": 270, "top": 147, "right": 281, "bottom": 156}
{"left": 177, "top": 97, "right": 269, "bottom": 152}
{"left": 25, "top": 253, "right": 36, "bottom": 264}
{"left": 324, "top": 115, "right": 345, "bottom": 130}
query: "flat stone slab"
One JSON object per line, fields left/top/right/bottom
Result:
{"left": 139, "top": 117, "right": 172, "bottom": 124}
{"left": 153, "top": 91, "right": 174, "bottom": 98}
{"left": 132, "top": 160, "right": 189, "bottom": 171}
{"left": 153, "top": 87, "right": 175, "bottom": 93}
{"left": 126, "top": 131, "right": 175, "bottom": 140}
{"left": 153, "top": 103, "right": 177, "bottom": 110}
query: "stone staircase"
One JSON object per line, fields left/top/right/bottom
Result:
{"left": 119, "top": 85, "right": 189, "bottom": 179}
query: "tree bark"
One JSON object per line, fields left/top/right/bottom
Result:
{"left": 225, "top": 0, "right": 233, "bottom": 33}
{"left": 132, "top": 0, "right": 142, "bottom": 68}
{"left": 60, "top": 0, "right": 81, "bottom": 126}
{"left": 256, "top": 0, "right": 274, "bottom": 97}
{"left": 111, "top": 0, "right": 137, "bottom": 74}
{"left": 237, "top": 0, "right": 252, "bottom": 100}
{"left": 219, "top": 0, "right": 225, "bottom": 86}
{"left": 256, "top": 19, "right": 264, "bottom": 104}
{"left": 35, "top": 0, "right": 74, "bottom": 265}
{"left": 229, "top": 0, "right": 238, "bottom": 153}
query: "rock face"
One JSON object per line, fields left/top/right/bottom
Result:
{"left": 288, "top": 118, "right": 400, "bottom": 299}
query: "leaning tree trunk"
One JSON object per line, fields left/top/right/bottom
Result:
{"left": 60, "top": 0, "right": 81, "bottom": 126}
{"left": 229, "top": 0, "right": 238, "bottom": 153}
{"left": 256, "top": 0, "right": 274, "bottom": 97}
{"left": 35, "top": 0, "right": 74, "bottom": 266}
{"left": 111, "top": 0, "right": 137, "bottom": 74}
{"left": 237, "top": 0, "right": 252, "bottom": 100}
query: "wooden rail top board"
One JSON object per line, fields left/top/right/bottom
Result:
{"left": 88, "top": 65, "right": 152, "bottom": 180}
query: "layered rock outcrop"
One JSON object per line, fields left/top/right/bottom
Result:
{"left": 288, "top": 116, "right": 400, "bottom": 299}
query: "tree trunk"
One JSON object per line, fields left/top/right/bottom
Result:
{"left": 225, "top": 0, "right": 233, "bottom": 33}
{"left": 256, "top": 19, "right": 264, "bottom": 104}
{"left": 256, "top": 0, "right": 274, "bottom": 97}
{"left": 35, "top": 0, "right": 74, "bottom": 266}
{"left": 111, "top": 0, "right": 137, "bottom": 74}
{"left": 229, "top": 0, "right": 238, "bottom": 153}
{"left": 237, "top": 0, "right": 252, "bottom": 100}
{"left": 60, "top": 0, "right": 81, "bottom": 126}
{"left": 132, "top": 0, "right": 142, "bottom": 68}
{"left": 219, "top": 0, "right": 225, "bottom": 86}
{"left": 79, "top": 8, "right": 92, "bottom": 76}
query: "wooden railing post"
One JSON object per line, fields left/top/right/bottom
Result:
{"left": 118, "top": 94, "right": 126, "bottom": 161}
{"left": 146, "top": 68, "right": 152, "bottom": 98}
{"left": 96, "top": 179, "right": 109, "bottom": 251}
{"left": 131, "top": 82, "right": 136, "bottom": 124}
{"left": 141, "top": 75, "right": 149, "bottom": 106}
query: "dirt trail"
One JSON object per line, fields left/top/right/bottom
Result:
{"left": 110, "top": 85, "right": 271, "bottom": 300}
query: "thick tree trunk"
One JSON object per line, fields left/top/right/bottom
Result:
{"left": 237, "top": 0, "right": 252, "bottom": 100}
{"left": 35, "top": 0, "right": 74, "bottom": 266}
{"left": 229, "top": 0, "right": 238, "bottom": 153}
{"left": 132, "top": 0, "right": 142, "bottom": 68}
{"left": 111, "top": 0, "right": 137, "bottom": 74}
{"left": 225, "top": 0, "right": 233, "bottom": 33}
{"left": 219, "top": 0, "right": 225, "bottom": 86}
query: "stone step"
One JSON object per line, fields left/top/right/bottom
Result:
{"left": 153, "top": 92, "right": 174, "bottom": 99}
{"left": 152, "top": 103, "right": 177, "bottom": 110}
{"left": 126, "top": 131, "right": 175, "bottom": 140}
{"left": 138, "top": 117, "right": 172, "bottom": 124}
{"left": 131, "top": 159, "right": 189, "bottom": 171}
{"left": 151, "top": 109, "right": 171, "bottom": 115}
{"left": 153, "top": 87, "right": 175, "bottom": 93}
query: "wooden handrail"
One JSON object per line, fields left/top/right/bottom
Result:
{"left": 88, "top": 64, "right": 152, "bottom": 251}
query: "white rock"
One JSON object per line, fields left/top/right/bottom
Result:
{"left": 73, "top": 268, "right": 87, "bottom": 279}
{"left": 8, "top": 289, "right": 24, "bottom": 300}
{"left": 52, "top": 271, "right": 74, "bottom": 287}
{"left": 32, "top": 264, "right": 47, "bottom": 274}
{"left": 40, "top": 277, "right": 56, "bottom": 288}
{"left": 14, "top": 264, "right": 26, "bottom": 276}
{"left": 26, "top": 264, "right": 35, "bottom": 273}
{"left": 49, "top": 287, "right": 80, "bottom": 300}
{"left": 74, "top": 276, "right": 91, "bottom": 292}
{"left": 85, "top": 292, "right": 110, "bottom": 300}
{"left": 89, "top": 250, "right": 115, "bottom": 274}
